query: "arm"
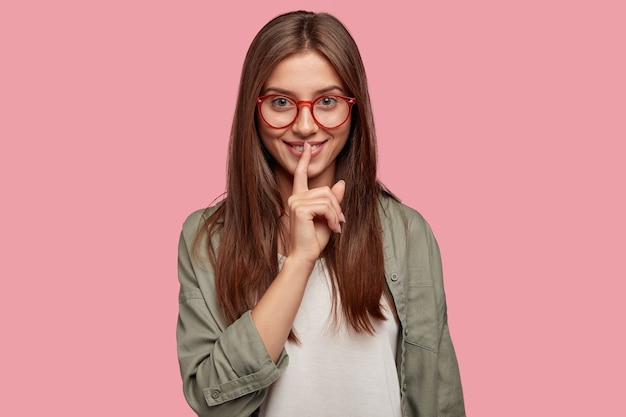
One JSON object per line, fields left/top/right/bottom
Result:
{"left": 396, "top": 202, "right": 466, "bottom": 416}
{"left": 423, "top": 221, "right": 466, "bottom": 416}
{"left": 437, "top": 318, "right": 465, "bottom": 416}
{"left": 177, "top": 222, "right": 287, "bottom": 417}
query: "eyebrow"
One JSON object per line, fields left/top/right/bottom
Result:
{"left": 261, "top": 85, "right": 346, "bottom": 97}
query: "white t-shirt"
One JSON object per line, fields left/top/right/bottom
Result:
{"left": 259, "top": 257, "right": 402, "bottom": 417}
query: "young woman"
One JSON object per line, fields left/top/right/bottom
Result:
{"left": 177, "top": 11, "right": 465, "bottom": 417}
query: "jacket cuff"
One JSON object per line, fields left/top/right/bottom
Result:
{"left": 205, "top": 311, "right": 288, "bottom": 405}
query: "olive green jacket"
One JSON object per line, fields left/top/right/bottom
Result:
{"left": 177, "top": 195, "right": 466, "bottom": 416}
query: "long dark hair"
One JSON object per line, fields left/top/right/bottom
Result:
{"left": 196, "top": 11, "right": 393, "bottom": 339}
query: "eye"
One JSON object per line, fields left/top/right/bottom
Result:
{"left": 270, "top": 96, "right": 295, "bottom": 109}
{"left": 317, "top": 96, "right": 339, "bottom": 107}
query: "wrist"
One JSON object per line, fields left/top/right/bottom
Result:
{"left": 282, "top": 254, "right": 317, "bottom": 277}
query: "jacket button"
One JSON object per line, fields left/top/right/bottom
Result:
{"left": 211, "top": 390, "right": 221, "bottom": 399}
{"left": 391, "top": 273, "right": 398, "bottom": 282}
{"left": 403, "top": 384, "right": 408, "bottom": 391}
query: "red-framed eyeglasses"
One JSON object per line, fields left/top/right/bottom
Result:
{"left": 257, "top": 94, "right": 356, "bottom": 129}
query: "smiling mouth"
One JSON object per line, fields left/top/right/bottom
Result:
{"left": 288, "top": 141, "right": 326, "bottom": 153}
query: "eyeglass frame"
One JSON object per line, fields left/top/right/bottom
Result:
{"left": 256, "top": 94, "right": 357, "bottom": 130}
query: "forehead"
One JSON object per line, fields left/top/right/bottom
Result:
{"left": 262, "top": 50, "right": 345, "bottom": 96}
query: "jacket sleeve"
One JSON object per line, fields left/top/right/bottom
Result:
{"left": 437, "top": 319, "right": 465, "bottom": 416}
{"left": 176, "top": 211, "right": 288, "bottom": 417}
{"left": 423, "top": 221, "right": 466, "bottom": 417}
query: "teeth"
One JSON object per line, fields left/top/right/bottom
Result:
{"left": 292, "top": 144, "right": 321, "bottom": 152}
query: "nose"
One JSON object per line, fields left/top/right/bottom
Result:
{"left": 291, "top": 104, "right": 319, "bottom": 136}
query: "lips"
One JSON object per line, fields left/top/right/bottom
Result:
{"left": 291, "top": 143, "right": 322, "bottom": 152}
{"left": 285, "top": 141, "right": 326, "bottom": 156}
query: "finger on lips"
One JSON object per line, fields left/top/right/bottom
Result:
{"left": 292, "top": 142, "right": 311, "bottom": 194}
{"left": 291, "top": 142, "right": 346, "bottom": 234}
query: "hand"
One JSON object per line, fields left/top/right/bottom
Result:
{"left": 287, "top": 143, "right": 346, "bottom": 264}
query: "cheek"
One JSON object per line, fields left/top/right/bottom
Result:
{"left": 334, "top": 123, "right": 351, "bottom": 149}
{"left": 258, "top": 125, "right": 277, "bottom": 149}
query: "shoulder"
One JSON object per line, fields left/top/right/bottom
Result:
{"left": 378, "top": 193, "right": 431, "bottom": 236}
{"left": 378, "top": 195, "right": 446, "bottom": 309}
{"left": 378, "top": 193, "right": 441, "bottom": 270}
{"left": 181, "top": 203, "right": 223, "bottom": 241}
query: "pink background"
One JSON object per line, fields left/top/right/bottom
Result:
{"left": 2, "top": 0, "right": 624, "bottom": 415}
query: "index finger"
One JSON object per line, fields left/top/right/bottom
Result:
{"left": 292, "top": 142, "right": 311, "bottom": 193}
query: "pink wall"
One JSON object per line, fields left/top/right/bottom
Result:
{"left": 2, "top": 0, "right": 624, "bottom": 415}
